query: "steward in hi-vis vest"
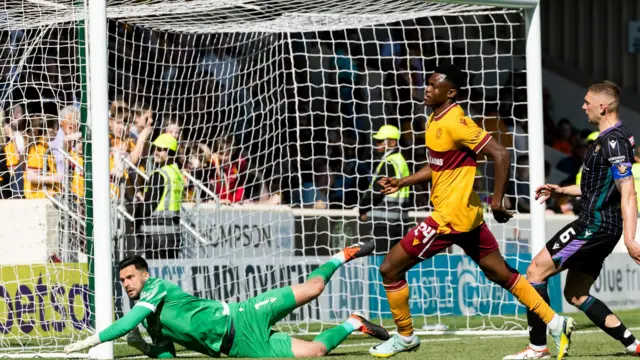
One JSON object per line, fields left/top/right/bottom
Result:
{"left": 139, "top": 133, "right": 184, "bottom": 259}
{"left": 359, "top": 125, "right": 411, "bottom": 253}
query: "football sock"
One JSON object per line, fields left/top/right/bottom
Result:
{"left": 313, "top": 321, "right": 355, "bottom": 353}
{"left": 384, "top": 280, "right": 414, "bottom": 337}
{"left": 307, "top": 258, "right": 342, "bottom": 284}
{"left": 579, "top": 296, "right": 637, "bottom": 348}
{"left": 332, "top": 250, "right": 347, "bottom": 264}
{"left": 506, "top": 274, "right": 556, "bottom": 325}
{"left": 527, "top": 281, "right": 551, "bottom": 347}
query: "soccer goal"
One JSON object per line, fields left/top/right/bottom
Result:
{"left": 0, "top": 0, "right": 546, "bottom": 357}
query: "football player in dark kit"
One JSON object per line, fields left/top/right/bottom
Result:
{"left": 504, "top": 81, "right": 640, "bottom": 360}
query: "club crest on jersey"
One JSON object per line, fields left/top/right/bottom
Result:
{"left": 616, "top": 163, "right": 629, "bottom": 175}
{"left": 435, "top": 128, "right": 442, "bottom": 139}
{"left": 630, "top": 136, "right": 635, "bottom": 146}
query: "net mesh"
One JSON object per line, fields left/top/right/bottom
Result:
{"left": 0, "top": 0, "right": 534, "bottom": 354}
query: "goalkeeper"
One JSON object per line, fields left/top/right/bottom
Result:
{"left": 65, "top": 242, "right": 388, "bottom": 358}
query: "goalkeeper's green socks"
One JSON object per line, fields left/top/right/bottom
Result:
{"left": 307, "top": 257, "right": 342, "bottom": 284}
{"left": 313, "top": 317, "right": 362, "bottom": 352}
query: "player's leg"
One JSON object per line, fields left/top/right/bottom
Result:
{"left": 370, "top": 217, "right": 454, "bottom": 358}
{"left": 503, "top": 245, "right": 563, "bottom": 359}
{"left": 564, "top": 269, "right": 640, "bottom": 354}
{"left": 458, "top": 223, "right": 575, "bottom": 360}
{"left": 289, "top": 313, "right": 391, "bottom": 357}
{"left": 241, "top": 240, "right": 376, "bottom": 334}
{"left": 227, "top": 240, "right": 381, "bottom": 359}
{"left": 289, "top": 241, "right": 375, "bottom": 309}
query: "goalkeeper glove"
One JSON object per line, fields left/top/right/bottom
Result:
{"left": 127, "top": 327, "right": 151, "bottom": 354}
{"left": 64, "top": 334, "right": 101, "bottom": 354}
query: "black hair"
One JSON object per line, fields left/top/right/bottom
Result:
{"left": 118, "top": 255, "right": 148, "bottom": 272}
{"left": 434, "top": 64, "right": 465, "bottom": 90}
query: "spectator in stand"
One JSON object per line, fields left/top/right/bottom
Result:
{"left": 556, "top": 138, "right": 588, "bottom": 184}
{"left": 128, "top": 105, "right": 154, "bottom": 167}
{"left": 24, "top": 116, "right": 63, "bottom": 199}
{"left": 183, "top": 142, "right": 213, "bottom": 202}
{"left": 50, "top": 105, "right": 82, "bottom": 178}
{"left": 3, "top": 105, "right": 28, "bottom": 198}
{"left": 0, "top": 112, "right": 10, "bottom": 199}
{"left": 209, "top": 135, "right": 246, "bottom": 204}
{"left": 109, "top": 98, "right": 129, "bottom": 117}
{"left": 69, "top": 140, "right": 85, "bottom": 200}
{"left": 242, "top": 169, "right": 282, "bottom": 205}
{"left": 129, "top": 103, "right": 150, "bottom": 142}
{"left": 552, "top": 118, "right": 575, "bottom": 155}
{"left": 162, "top": 116, "right": 182, "bottom": 141}
{"left": 108, "top": 105, "right": 135, "bottom": 199}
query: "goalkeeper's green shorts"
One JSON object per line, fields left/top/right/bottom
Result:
{"left": 228, "top": 286, "right": 298, "bottom": 358}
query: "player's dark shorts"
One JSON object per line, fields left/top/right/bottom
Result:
{"left": 227, "top": 287, "right": 298, "bottom": 358}
{"left": 546, "top": 220, "right": 620, "bottom": 277}
{"left": 400, "top": 217, "right": 499, "bottom": 262}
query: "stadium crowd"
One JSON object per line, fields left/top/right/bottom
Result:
{"left": 0, "top": 17, "right": 627, "bottom": 218}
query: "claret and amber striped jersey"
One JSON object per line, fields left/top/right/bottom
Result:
{"left": 426, "top": 103, "right": 492, "bottom": 233}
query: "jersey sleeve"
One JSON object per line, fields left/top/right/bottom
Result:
{"left": 602, "top": 135, "right": 634, "bottom": 180}
{"left": 98, "top": 305, "right": 153, "bottom": 342}
{"left": 136, "top": 278, "right": 167, "bottom": 312}
{"left": 449, "top": 116, "right": 492, "bottom": 153}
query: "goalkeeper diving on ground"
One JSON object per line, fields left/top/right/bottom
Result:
{"left": 64, "top": 242, "right": 388, "bottom": 358}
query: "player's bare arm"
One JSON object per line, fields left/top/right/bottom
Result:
{"left": 534, "top": 184, "right": 581, "bottom": 203}
{"left": 378, "top": 164, "right": 432, "bottom": 195}
{"left": 616, "top": 176, "right": 640, "bottom": 264}
{"left": 479, "top": 137, "right": 513, "bottom": 223}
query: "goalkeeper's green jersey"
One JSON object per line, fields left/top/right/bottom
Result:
{"left": 137, "top": 277, "right": 230, "bottom": 357}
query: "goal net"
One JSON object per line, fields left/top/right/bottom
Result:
{"left": 0, "top": 0, "right": 534, "bottom": 355}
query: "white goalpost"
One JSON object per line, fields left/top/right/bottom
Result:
{"left": 0, "top": 0, "right": 545, "bottom": 358}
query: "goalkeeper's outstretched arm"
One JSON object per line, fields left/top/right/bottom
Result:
{"left": 64, "top": 305, "right": 153, "bottom": 354}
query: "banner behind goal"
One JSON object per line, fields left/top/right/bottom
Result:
{"left": 0, "top": 0, "right": 541, "bottom": 355}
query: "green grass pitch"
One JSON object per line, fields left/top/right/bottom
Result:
{"left": 103, "top": 309, "right": 640, "bottom": 360}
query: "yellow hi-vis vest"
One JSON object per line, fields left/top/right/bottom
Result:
{"left": 142, "top": 163, "right": 184, "bottom": 234}
{"left": 367, "top": 151, "right": 410, "bottom": 221}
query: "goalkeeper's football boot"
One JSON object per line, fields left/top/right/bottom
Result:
{"left": 343, "top": 241, "right": 375, "bottom": 262}
{"left": 502, "top": 346, "right": 551, "bottom": 359}
{"left": 369, "top": 334, "right": 420, "bottom": 358}
{"left": 350, "top": 313, "right": 390, "bottom": 341}
{"left": 550, "top": 316, "right": 576, "bottom": 360}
